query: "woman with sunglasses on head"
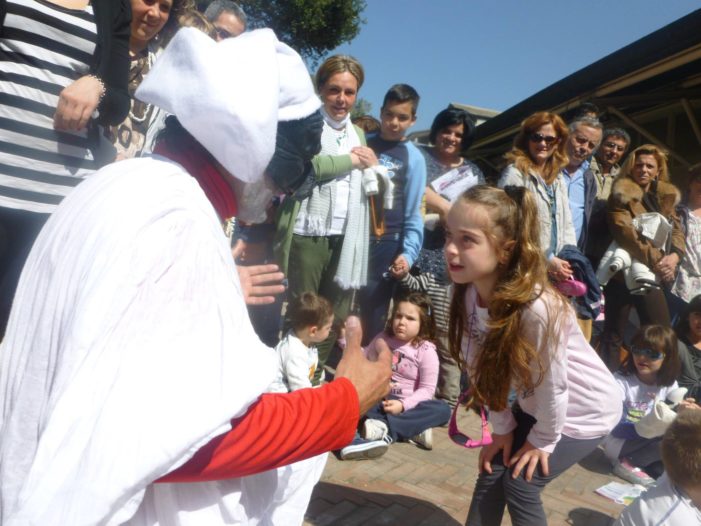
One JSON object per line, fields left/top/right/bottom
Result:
{"left": 602, "top": 325, "right": 681, "bottom": 486}
{"left": 446, "top": 185, "right": 620, "bottom": 526}
{"left": 600, "top": 145, "right": 685, "bottom": 368}
{"left": 498, "top": 112, "right": 576, "bottom": 283}
{"left": 104, "top": 0, "right": 196, "bottom": 160}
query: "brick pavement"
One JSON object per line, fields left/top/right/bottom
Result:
{"left": 304, "top": 407, "right": 626, "bottom": 525}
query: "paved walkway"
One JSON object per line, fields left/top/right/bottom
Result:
{"left": 304, "top": 407, "right": 625, "bottom": 525}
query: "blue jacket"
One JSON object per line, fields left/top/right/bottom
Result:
{"left": 558, "top": 245, "right": 602, "bottom": 320}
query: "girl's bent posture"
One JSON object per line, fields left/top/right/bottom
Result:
{"left": 446, "top": 185, "right": 621, "bottom": 526}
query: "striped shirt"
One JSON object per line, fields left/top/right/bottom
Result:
{"left": 0, "top": 0, "right": 100, "bottom": 213}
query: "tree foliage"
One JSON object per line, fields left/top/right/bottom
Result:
{"left": 199, "top": 0, "right": 366, "bottom": 65}
{"left": 350, "top": 98, "right": 372, "bottom": 119}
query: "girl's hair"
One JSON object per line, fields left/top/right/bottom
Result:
{"left": 315, "top": 55, "right": 364, "bottom": 92}
{"left": 620, "top": 144, "right": 670, "bottom": 183}
{"left": 620, "top": 325, "right": 681, "bottom": 387}
{"left": 178, "top": 9, "right": 217, "bottom": 39}
{"left": 448, "top": 185, "right": 564, "bottom": 411}
{"left": 385, "top": 291, "right": 436, "bottom": 346}
{"left": 155, "top": 1, "right": 198, "bottom": 48}
{"left": 287, "top": 292, "right": 333, "bottom": 332}
{"left": 504, "top": 111, "right": 569, "bottom": 185}
{"left": 429, "top": 106, "right": 476, "bottom": 151}
{"left": 675, "top": 294, "right": 701, "bottom": 343}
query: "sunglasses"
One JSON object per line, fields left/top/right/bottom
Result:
{"left": 529, "top": 132, "right": 558, "bottom": 146}
{"left": 631, "top": 347, "right": 664, "bottom": 360}
{"left": 448, "top": 389, "right": 493, "bottom": 449}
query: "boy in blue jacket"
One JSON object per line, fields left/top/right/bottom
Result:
{"left": 360, "top": 84, "right": 426, "bottom": 342}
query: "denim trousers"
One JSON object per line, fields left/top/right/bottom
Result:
{"left": 366, "top": 398, "right": 451, "bottom": 441}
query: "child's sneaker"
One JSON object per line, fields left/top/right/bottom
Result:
{"left": 410, "top": 428, "right": 433, "bottom": 450}
{"left": 363, "top": 419, "right": 389, "bottom": 441}
{"left": 339, "top": 435, "right": 391, "bottom": 461}
{"left": 612, "top": 458, "right": 655, "bottom": 486}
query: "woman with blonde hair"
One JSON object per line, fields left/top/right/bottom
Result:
{"left": 498, "top": 111, "right": 576, "bottom": 282}
{"left": 445, "top": 185, "right": 620, "bottom": 526}
{"left": 601, "top": 145, "right": 685, "bottom": 366}
{"left": 275, "top": 54, "right": 378, "bottom": 382}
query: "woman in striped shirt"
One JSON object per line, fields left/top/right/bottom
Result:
{"left": 0, "top": 0, "right": 130, "bottom": 335}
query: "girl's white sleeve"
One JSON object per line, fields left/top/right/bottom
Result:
{"left": 521, "top": 302, "right": 569, "bottom": 454}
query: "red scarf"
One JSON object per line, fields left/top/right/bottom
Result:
{"left": 154, "top": 141, "right": 237, "bottom": 222}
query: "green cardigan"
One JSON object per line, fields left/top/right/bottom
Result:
{"left": 273, "top": 125, "right": 367, "bottom": 275}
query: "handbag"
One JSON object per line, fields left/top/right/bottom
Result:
{"left": 448, "top": 389, "right": 492, "bottom": 448}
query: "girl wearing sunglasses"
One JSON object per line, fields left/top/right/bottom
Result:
{"left": 498, "top": 112, "right": 577, "bottom": 284}
{"left": 603, "top": 325, "right": 681, "bottom": 487}
{"left": 446, "top": 185, "right": 621, "bottom": 526}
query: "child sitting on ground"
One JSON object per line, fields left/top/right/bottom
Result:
{"left": 268, "top": 292, "right": 334, "bottom": 393}
{"left": 615, "top": 407, "right": 701, "bottom": 525}
{"left": 340, "top": 292, "right": 451, "bottom": 460}
{"left": 603, "top": 325, "right": 681, "bottom": 486}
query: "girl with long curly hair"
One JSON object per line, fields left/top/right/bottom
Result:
{"left": 445, "top": 185, "right": 621, "bottom": 526}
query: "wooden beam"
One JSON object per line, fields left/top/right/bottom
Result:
{"left": 606, "top": 106, "right": 690, "bottom": 167}
{"left": 593, "top": 87, "right": 701, "bottom": 108}
{"left": 681, "top": 97, "right": 701, "bottom": 146}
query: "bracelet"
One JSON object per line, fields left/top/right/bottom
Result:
{"left": 88, "top": 74, "right": 106, "bottom": 102}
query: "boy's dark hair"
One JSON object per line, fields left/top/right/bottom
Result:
{"left": 429, "top": 106, "right": 476, "bottom": 151}
{"left": 381, "top": 84, "right": 420, "bottom": 115}
{"left": 675, "top": 294, "right": 701, "bottom": 343}
{"left": 661, "top": 409, "right": 701, "bottom": 489}
{"left": 288, "top": 292, "right": 333, "bottom": 332}
{"left": 620, "top": 325, "right": 681, "bottom": 387}
{"left": 385, "top": 291, "right": 435, "bottom": 345}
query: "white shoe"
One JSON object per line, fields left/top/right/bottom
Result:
{"left": 411, "top": 428, "right": 433, "bottom": 450}
{"left": 363, "top": 419, "right": 389, "bottom": 441}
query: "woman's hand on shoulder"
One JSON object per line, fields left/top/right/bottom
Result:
{"left": 478, "top": 431, "right": 513, "bottom": 474}
{"left": 351, "top": 146, "right": 379, "bottom": 168}
{"left": 54, "top": 75, "right": 104, "bottom": 131}
{"left": 509, "top": 440, "right": 550, "bottom": 482}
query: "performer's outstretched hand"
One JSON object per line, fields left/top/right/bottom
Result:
{"left": 335, "top": 316, "right": 392, "bottom": 415}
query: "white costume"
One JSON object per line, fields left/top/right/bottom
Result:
{"left": 0, "top": 29, "right": 325, "bottom": 525}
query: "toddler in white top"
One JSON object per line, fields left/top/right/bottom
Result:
{"left": 268, "top": 292, "right": 334, "bottom": 393}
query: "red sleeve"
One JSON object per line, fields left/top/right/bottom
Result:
{"left": 157, "top": 378, "right": 359, "bottom": 483}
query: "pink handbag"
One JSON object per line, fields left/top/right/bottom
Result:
{"left": 448, "top": 390, "right": 493, "bottom": 449}
{"left": 554, "top": 276, "right": 587, "bottom": 297}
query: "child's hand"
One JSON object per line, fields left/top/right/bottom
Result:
{"left": 547, "top": 257, "right": 573, "bottom": 281}
{"left": 382, "top": 399, "right": 404, "bottom": 415}
{"left": 478, "top": 431, "right": 513, "bottom": 475}
{"left": 389, "top": 255, "right": 409, "bottom": 279}
{"left": 509, "top": 440, "right": 550, "bottom": 482}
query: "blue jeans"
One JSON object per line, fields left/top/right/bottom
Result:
{"left": 359, "top": 237, "right": 401, "bottom": 344}
{"left": 366, "top": 399, "right": 451, "bottom": 441}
